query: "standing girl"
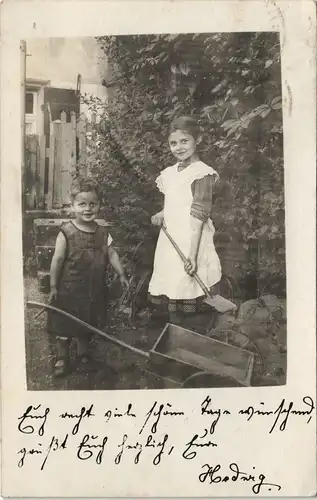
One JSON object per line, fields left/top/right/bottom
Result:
{"left": 48, "top": 177, "right": 128, "bottom": 377}
{"left": 148, "top": 115, "right": 222, "bottom": 323}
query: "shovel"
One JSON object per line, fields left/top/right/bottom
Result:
{"left": 162, "top": 226, "right": 236, "bottom": 314}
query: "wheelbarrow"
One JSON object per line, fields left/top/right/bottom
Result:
{"left": 27, "top": 301, "right": 258, "bottom": 389}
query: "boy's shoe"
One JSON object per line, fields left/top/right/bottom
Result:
{"left": 52, "top": 357, "right": 69, "bottom": 377}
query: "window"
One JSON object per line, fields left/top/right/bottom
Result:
{"left": 25, "top": 90, "right": 38, "bottom": 135}
{"left": 25, "top": 92, "right": 35, "bottom": 114}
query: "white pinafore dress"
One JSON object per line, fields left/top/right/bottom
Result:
{"left": 148, "top": 161, "right": 222, "bottom": 301}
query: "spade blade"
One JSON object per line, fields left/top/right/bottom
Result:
{"left": 204, "top": 294, "right": 237, "bottom": 313}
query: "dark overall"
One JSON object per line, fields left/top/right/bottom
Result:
{"left": 48, "top": 221, "right": 108, "bottom": 340}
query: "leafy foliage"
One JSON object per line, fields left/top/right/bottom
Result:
{"left": 80, "top": 32, "right": 285, "bottom": 298}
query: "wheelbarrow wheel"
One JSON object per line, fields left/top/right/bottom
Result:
{"left": 181, "top": 371, "right": 244, "bottom": 389}
{"left": 207, "top": 328, "right": 265, "bottom": 375}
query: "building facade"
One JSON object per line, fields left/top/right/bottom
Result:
{"left": 25, "top": 37, "right": 108, "bottom": 135}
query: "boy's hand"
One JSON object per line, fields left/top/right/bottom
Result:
{"left": 184, "top": 257, "right": 197, "bottom": 276}
{"left": 49, "top": 288, "right": 58, "bottom": 303}
{"left": 120, "top": 275, "right": 129, "bottom": 289}
{"left": 151, "top": 212, "right": 164, "bottom": 227}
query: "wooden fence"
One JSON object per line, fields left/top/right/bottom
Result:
{"left": 24, "top": 111, "right": 96, "bottom": 210}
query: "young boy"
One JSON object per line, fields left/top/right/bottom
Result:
{"left": 48, "top": 176, "right": 128, "bottom": 377}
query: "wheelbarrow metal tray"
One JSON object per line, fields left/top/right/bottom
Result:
{"left": 149, "top": 323, "right": 255, "bottom": 387}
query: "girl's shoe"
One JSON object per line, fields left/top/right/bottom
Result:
{"left": 53, "top": 357, "right": 69, "bottom": 377}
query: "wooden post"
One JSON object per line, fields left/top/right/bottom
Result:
{"left": 53, "top": 120, "right": 62, "bottom": 208}
{"left": 21, "top": 41, "right": 26, "bottom": 208}
{"left": 38, "top": 135, "right": 46, "bottom": 208}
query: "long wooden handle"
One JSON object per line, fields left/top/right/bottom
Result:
{"left": 161, "top": 226, "right": 212, "bottom": 298}
{"left": 27, "top": 301, "right": 150, "bottom": 360}
{"left": 162, "top": 225, "right": 187, "bottom": 262}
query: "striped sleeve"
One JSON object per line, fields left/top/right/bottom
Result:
{"left": 190, "top": 175, "right": 214, "bottom": 222}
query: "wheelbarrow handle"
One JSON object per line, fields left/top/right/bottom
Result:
{"left": 161, "top": 226, "right": 211, "bottom": 298}
{"left": 32, "top": 298, "right": 55, "bottom": 320}
{"left": 27, "top": 301, "right": 150, "bottom": 360}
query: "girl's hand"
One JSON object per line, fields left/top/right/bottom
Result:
{"left": 184, "top": 257, "right": 197, "bottom": 276}
{"left": 151, "top": 212, "right": 164, "bottom": 227}
{"left": 49, "top": 288, "right": 58, "bottom": 303}
{"left": 120, "top": 274, "right": 129, "bottom": 289}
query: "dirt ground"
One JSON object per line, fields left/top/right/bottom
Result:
{"left": 24, "top": 276, "right": 286, "bottom": 391}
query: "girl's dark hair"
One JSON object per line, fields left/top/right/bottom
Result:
{"left": 70, "top": 176, "right": 101, "bottom": 201}
{"left": 168, "top": 115, "right": 201, "bottom": 140}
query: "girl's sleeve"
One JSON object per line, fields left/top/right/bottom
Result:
{"left": 190, "top": 175, "right": 214, "bottom": 222}
{"left": 155, "top": 174, "right": 165, "bottom": 194}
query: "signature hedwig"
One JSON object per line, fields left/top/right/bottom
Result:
{"left": 199, "top": 462, "right": 282, "bottom": 495}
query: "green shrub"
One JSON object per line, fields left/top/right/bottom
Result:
{"left": 80, "top": 32, "right": 285, "bottom": 298}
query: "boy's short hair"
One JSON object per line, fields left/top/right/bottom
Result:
{"left": 70, "top": 176, "right": 101, "bottom": 201}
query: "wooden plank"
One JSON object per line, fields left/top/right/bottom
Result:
{"left": 70, "top": 110, "right": 77, "bottom": 165}
{"left": 71, "top": 111, "right": 77, "bottom": 174}
{"left": 27, "top": 135, "right": 37, "bottom": 154}
{"left": 86, "top": 121, "right": 92, "bottom": 136}
{"left": 30, "top": 146, "right": 37, "bottom": 209}
{"left": 38, "top": 135, "right": 46, "bottom": 208}
{"left": 25, "top": 136, "right": 36, "bottom": 208}
{"left": 53, "top": 121, "right": 62, "bottom": 208}
{"left": 21, "top": 41, "right": 26, "bottom": 209}
{"left": 152, "top": 323, "right": 254, "bottom": 386}
{"left": 61, "top": 122, "right": 72, "bottom": 204}
{"left": 24, "top": 146, "right": 31, "bottom": 209}
{"left": 68, "top": 111, "right": 77, "bottom": 196}
{"left": 61, "top": 110, "right": 67, "bottom": 126}
{"left": 46, "top": 134, "right": 55, "bottom": 210}
{"left": 60, "top": 111, "right": 72, "bottom": 205}
{"left": 169, "top": 325, "right": 252, "bottom": 368}
{"left": 47, "top": 124, "right": 55, "bottom": 210}
{"left": 77, "top": 112, "right": 87, "bottom": 175}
